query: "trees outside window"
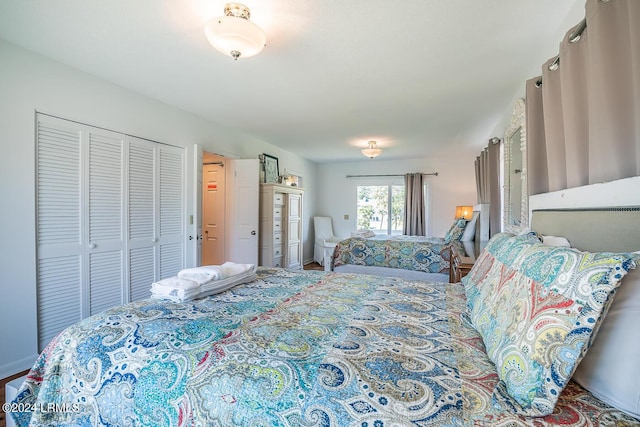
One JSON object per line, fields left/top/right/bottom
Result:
{"left": 357, "top": 185, "right": 404, "bottom": 235}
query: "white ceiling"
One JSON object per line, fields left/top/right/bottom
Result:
{"left": 0, "top": 0, "right": 584, "bottom": 163}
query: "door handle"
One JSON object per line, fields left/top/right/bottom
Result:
{"left": 251, "top": 230, "right": 256, "bottom": 235}
{"left": 189, "top": 235, "right": 194, "bottom": 240}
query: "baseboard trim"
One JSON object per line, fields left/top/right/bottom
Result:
{"left": 0, "top": 354, "right": 37, "bottom": 381}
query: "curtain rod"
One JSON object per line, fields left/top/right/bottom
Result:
{"left": 536, "top": 18, "right": 587, "bottom": 87}
{"left": 346, "top": 172, "right": 438, "bottom": 178}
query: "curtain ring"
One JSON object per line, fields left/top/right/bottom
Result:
{"left": 548, "top": 56, "right": 560, "bottom": 71}
{"left": 598, "top": 0, "right": 610, "bottom": 3}
{"left": 535, "top": 79, "right": 542, "bottom": 88}
{"left": 569, "top": 19, "right": 587, "bottom": 43}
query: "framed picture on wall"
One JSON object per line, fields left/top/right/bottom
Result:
{"left": 264, "top": 154, "right": 279, "bottom": 183}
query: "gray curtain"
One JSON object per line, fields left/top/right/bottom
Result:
{"left": 403, "top": 173, "right": 425, "bottom": 236}
{"left": 475, "top": 148, "right": 489, "bottom": 204}
{"left": 474, "top": 139, "right": 501, "bottom": 236}
{"left": 527, "top": 0, "right": 640, "bottom": 195}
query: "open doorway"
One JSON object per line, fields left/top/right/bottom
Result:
{"left": 202, "top": 152, "right": 226, "bottom": 265}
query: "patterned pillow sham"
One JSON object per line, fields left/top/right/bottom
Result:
{"left": 444, "top": 218, "right": 467, "bottom": 243}
{"left": 462, "top": 233, "right": 536, "bottom": 312}
{"left": 462, "top": 233, "right": 636, "bottom": 416}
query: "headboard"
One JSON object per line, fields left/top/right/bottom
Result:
{"left": 530, "top": 207, "right": 640, "bottom": 253}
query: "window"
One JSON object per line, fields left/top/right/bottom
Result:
{"left": 357, "top": 185, "right": 405, "bottom": 235}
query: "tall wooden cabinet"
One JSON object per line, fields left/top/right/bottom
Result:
{"left": 259, "top": 184, "right": 304, "bottom": 269}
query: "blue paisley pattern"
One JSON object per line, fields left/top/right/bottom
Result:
{"left": 463, "top": 233, "right": 637, "bottom": 417}
{"left": 11, "top": 268, "right": 639, "bottom": 426}
{"left": 332, "top": 235, "right": 458, "bottom": 274}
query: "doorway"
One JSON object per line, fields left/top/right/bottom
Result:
{"left": 202, "top": 153, "right": 226, "bottom": 265}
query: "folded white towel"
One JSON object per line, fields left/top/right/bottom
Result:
{"left": 177, "top": 266, "right": 224, "bottom": 284}
{"left": 151, "top": 269, "right": 256, "bottom": 303}
{"left": 197, "top": 270, "right": 257, "bottom": 299}
{"left": 150, "top": 285, "right": 200, "bottom": 301}
{"left": 150, "top": 277, "right": 200, "bottom": 302}
{"left": 152, "top": 276, "right": 200, "bottom": 291}
{"left": 219, "top": 262, "right": 255, "bottom": 278}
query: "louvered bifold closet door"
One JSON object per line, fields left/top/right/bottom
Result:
{"left": 36, "top": 113, "right": 186, "bottom": 351}
{"left": 128, "top": 136, "right": 157, "bottom": 302}
{"left": 87, "top": 128, "right": 125, "bottom": 315}
{"left": 36, "top": 115, "right": 84, "bottom": 351}
{"left": 158, "top": 144, "right": 185, "bottom": 279}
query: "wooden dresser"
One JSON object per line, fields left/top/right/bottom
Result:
{"left": 259, "top": 184, "right": 304, "bottom": 269}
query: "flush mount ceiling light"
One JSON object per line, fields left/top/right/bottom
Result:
{"left": 204, "top": 2, "right": 266, "bottom": 60}
{"left": 361, "top": 141, "right": 383, "bottom": 159}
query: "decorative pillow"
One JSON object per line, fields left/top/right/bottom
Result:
{"left": 462, "top": 233, "right": 535, "bottom": 312}
{"left": 444, "top": 218, "right": 467, "bottom": 243}
{"left": 541, "top": 235, "right": 571, "bottom": 247}
{"left": 572, "top": 253, "right": 640, "bottom": 419}
{"left": 463, "top": 234, "right": 636, "bottom": 416}
{"left": 460, "top": 211, "right": 478, "bottom": 242}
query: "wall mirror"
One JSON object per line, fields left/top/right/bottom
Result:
{"left": 503, "top": 98, "right": 528, "bottom": 233}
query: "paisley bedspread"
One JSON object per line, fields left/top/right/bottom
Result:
{"left": 11, "top": 268, "right": 638, "bottom": 426}
{"left": 332, "top": 235, "right": 456, "bottom": 274}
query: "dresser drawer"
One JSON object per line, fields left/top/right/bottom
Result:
{"left": 274, "top": 193, "right": 284, "bottom": 205}
{"left": 273, "top": 245, "right": 284, "bottom": 258}
{"left": 273, "top": 207, "right": 282, "bottom": 219}
{"left": 273, "top": 220, "right": 282, "bottom": 231}
{"left": 273, "top": 233, "right": 283, "bottom": 244}
{"left": 273, "top": 257, "right": 284, "bottom": 268}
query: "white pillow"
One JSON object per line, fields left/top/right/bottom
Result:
{"left": 572, "top": 257, "right": 640, "bottom": 419}
{"left": 460, "top": 211, "right": 478, "bottom": 242}
{"left": 541, "top": 235, "right": 571, "bottom": 247}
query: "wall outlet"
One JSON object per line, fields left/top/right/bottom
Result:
{"left": 344, "top": 214, "right": 349, "bottom": 220}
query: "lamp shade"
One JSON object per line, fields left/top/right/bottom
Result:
{"left": 204, "top": 3, "right": 266, "bottom": 60}
{"left": 455, "top": 205, "right": 473, "bottom": 221}
{"left": 362, "top": 141, "right": 382, "bottom": 159}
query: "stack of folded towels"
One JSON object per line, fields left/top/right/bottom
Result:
{"left": 150, "top": 261, "right": 256, "bottom": 303}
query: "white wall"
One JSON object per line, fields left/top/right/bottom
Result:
{"left": 0, "top": 40, "right": 317, "bottom": 378}
{"left": 486, "top": 0, "right": 587, "bottom": 141}
{"left": 317, "top": 154, "right": 477, "bottom": 240}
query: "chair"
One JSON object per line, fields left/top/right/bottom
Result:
{"left": 313, "top": 216, "right": 341, "bottom": 269}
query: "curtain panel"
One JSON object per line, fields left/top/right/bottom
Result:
{"left": 403, "top": 173, "right": 426, "bottom": 236}
{"left": 474, "top": 139, "right": 500, "bottom": 237}
{"left": 527, "top": 0, "right": 640, "bottom": 195}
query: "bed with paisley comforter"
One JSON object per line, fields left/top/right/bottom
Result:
{"left": 10, "top": 263, "right": 639, "bottom": 426}
{"left": 331, "top": 235, "right": 460, "bottom": 281}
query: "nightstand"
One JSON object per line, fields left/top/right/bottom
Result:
{"left": 449, "top": 246, "right": 475, "bottom": 283}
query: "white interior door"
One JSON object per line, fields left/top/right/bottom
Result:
{"left": 35, "top": 113, "right": 186, "bottom": 352}
{"left": 192, "top": 144, "right": 203, "bottom": 266}
{"left": 202, "top": 162, "right": 226, "bottom": 265}
{"left": 226, "top": 158, "right": 259, "bottom": 265}
{"left": 86, "top": 127, "right": 126, "bottom": 316}
{"left": 128, "top": 136, "right": 157, "bottom": 302}
{"left": 35, "top": 115, "right": 84, "bottom": 351}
